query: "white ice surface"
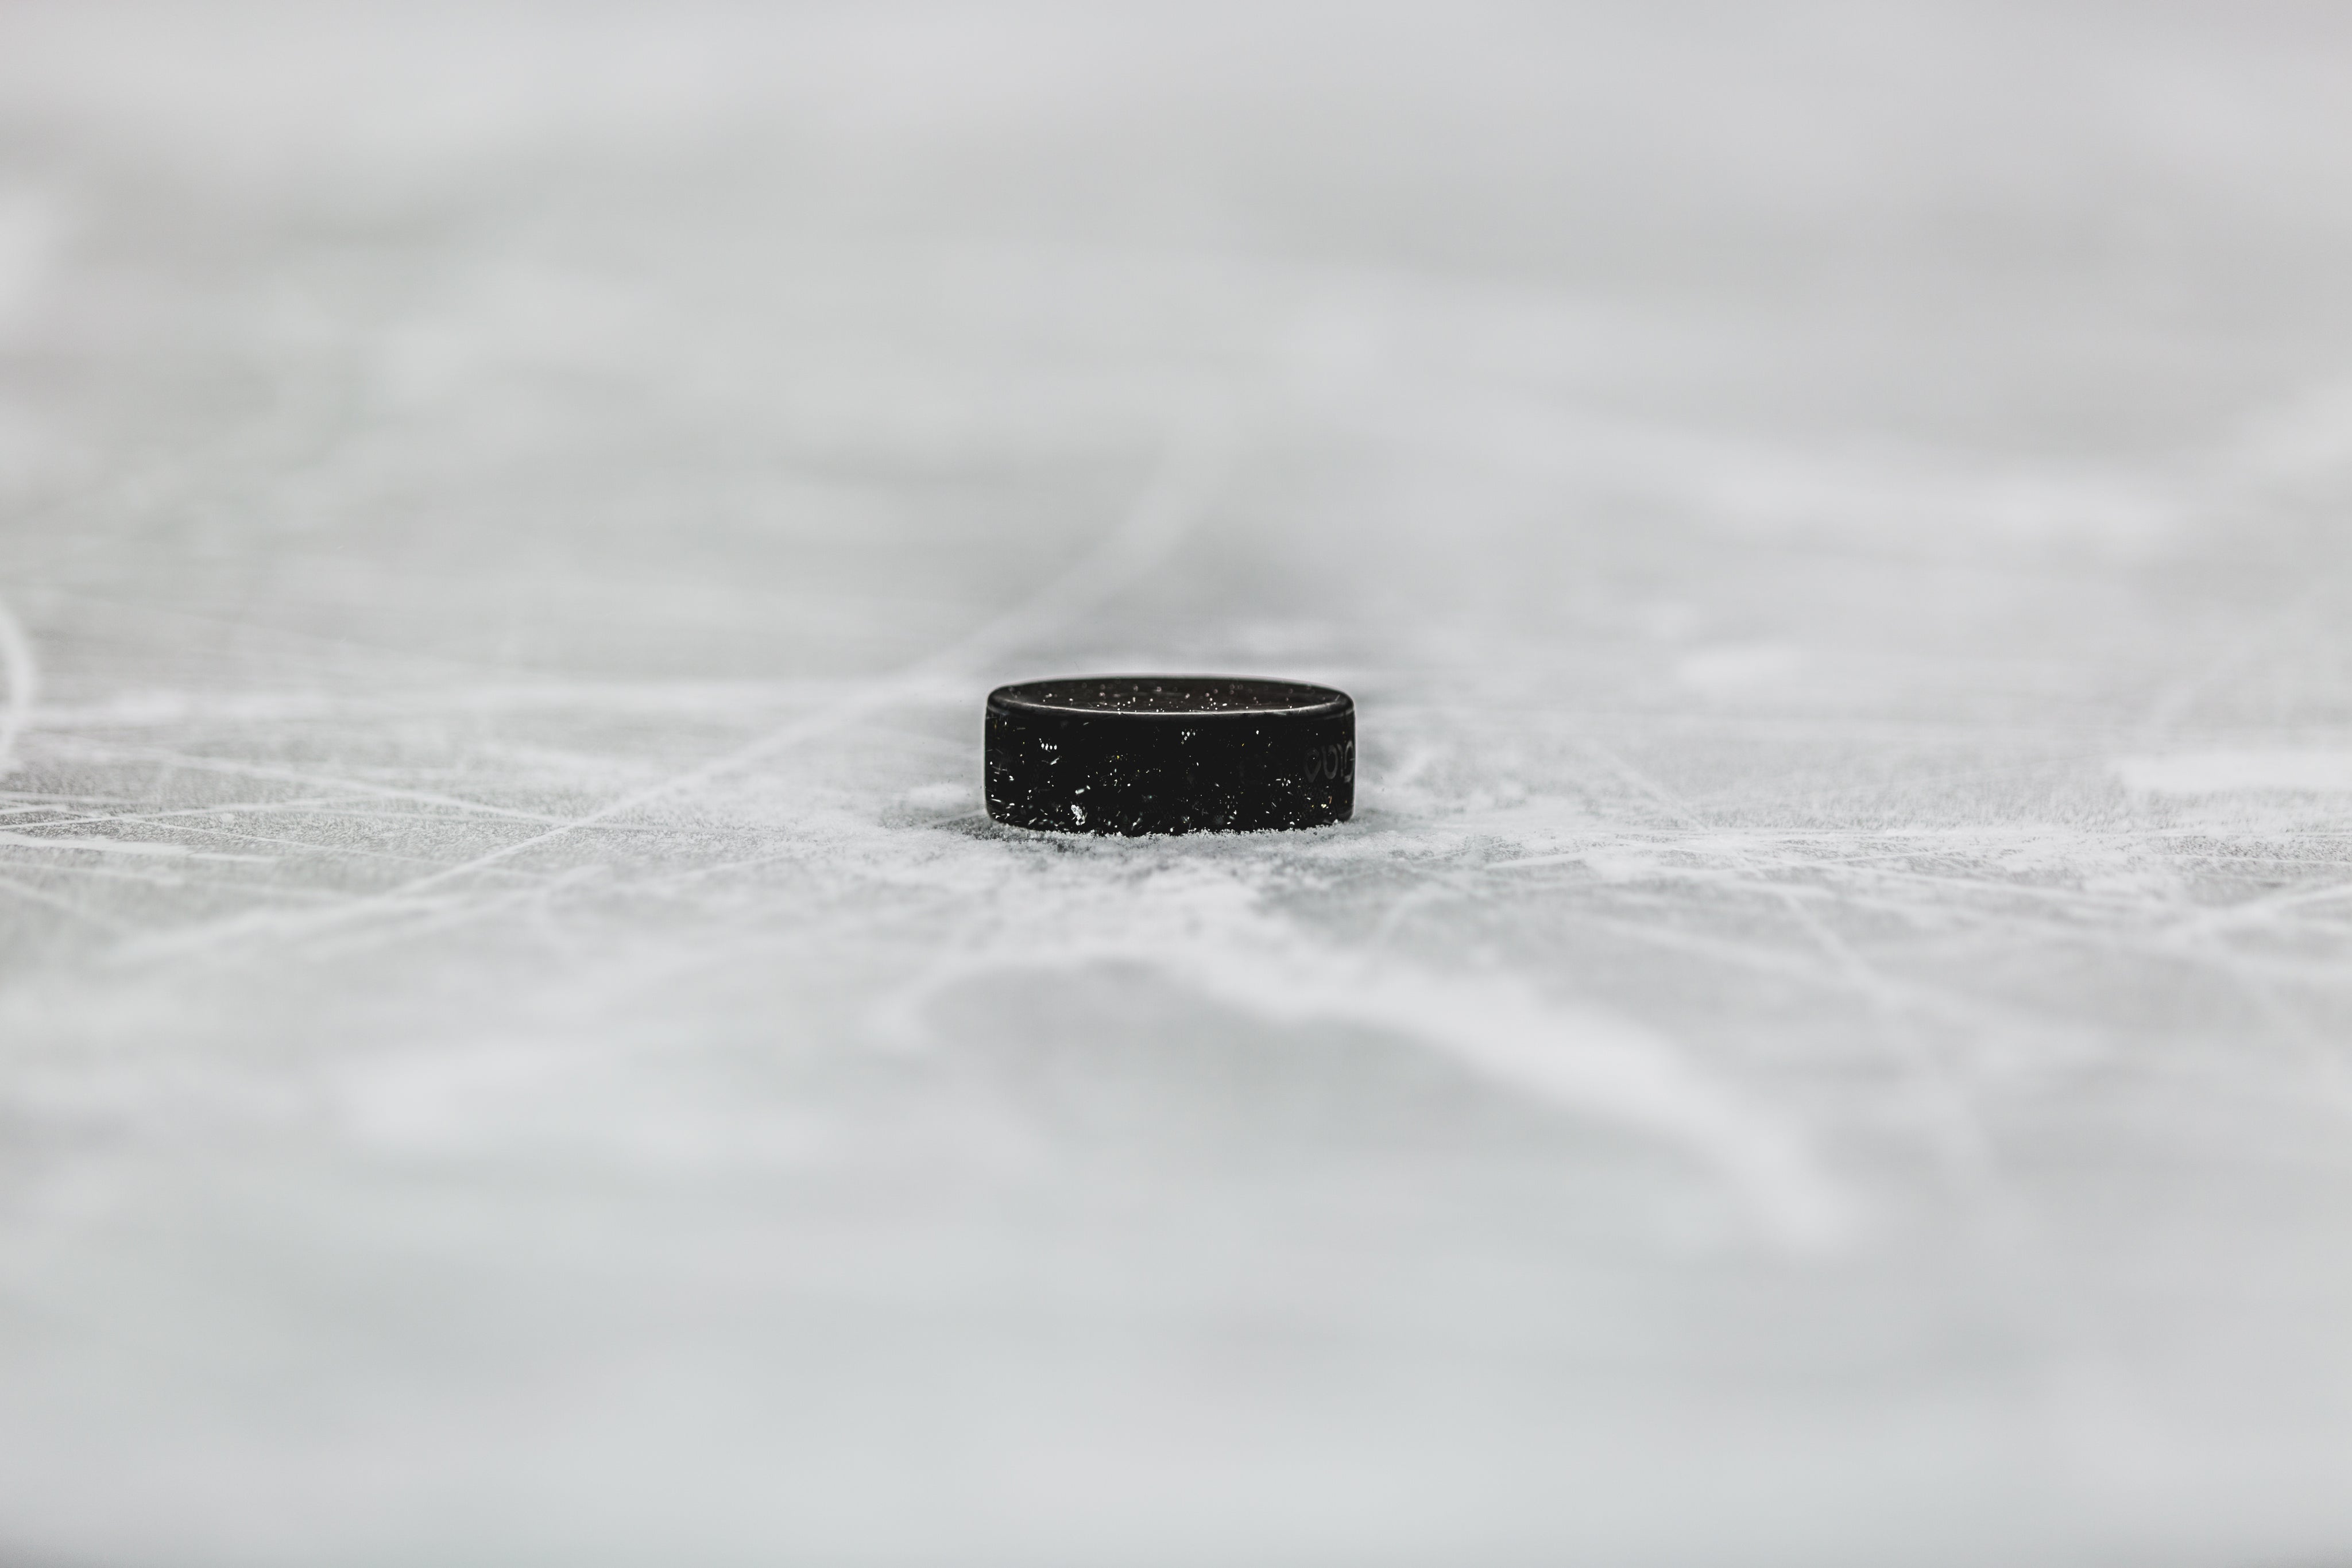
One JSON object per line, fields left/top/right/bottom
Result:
{"left": 2, "top": 3, "right": 2352, "bottom": 1564}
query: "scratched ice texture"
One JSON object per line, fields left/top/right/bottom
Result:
{"left": 2, "top": 2, "right": 2351, "bottom": 1565}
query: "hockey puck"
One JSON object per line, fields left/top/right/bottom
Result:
{"left": 985, "top": 675, "right": 1354, "bottom": 835}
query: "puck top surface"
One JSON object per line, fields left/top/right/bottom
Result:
{"left": 988, "top": 675, "right": 1349, "bottom": 719}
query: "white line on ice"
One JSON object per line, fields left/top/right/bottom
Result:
{"left": 0, "top": 830, "right": 274, "bottom": 862}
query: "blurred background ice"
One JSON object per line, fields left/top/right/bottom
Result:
{"left": 2, "top": 2, "right": 2351, "bottom": 1563}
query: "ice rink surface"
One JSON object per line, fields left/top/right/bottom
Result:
{"left": 2, "top": 2, "right": 2351, "bottom": 1563}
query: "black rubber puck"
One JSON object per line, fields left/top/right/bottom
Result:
{"left": 985, "top": 675, "right": 1355, "bottom": 835}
